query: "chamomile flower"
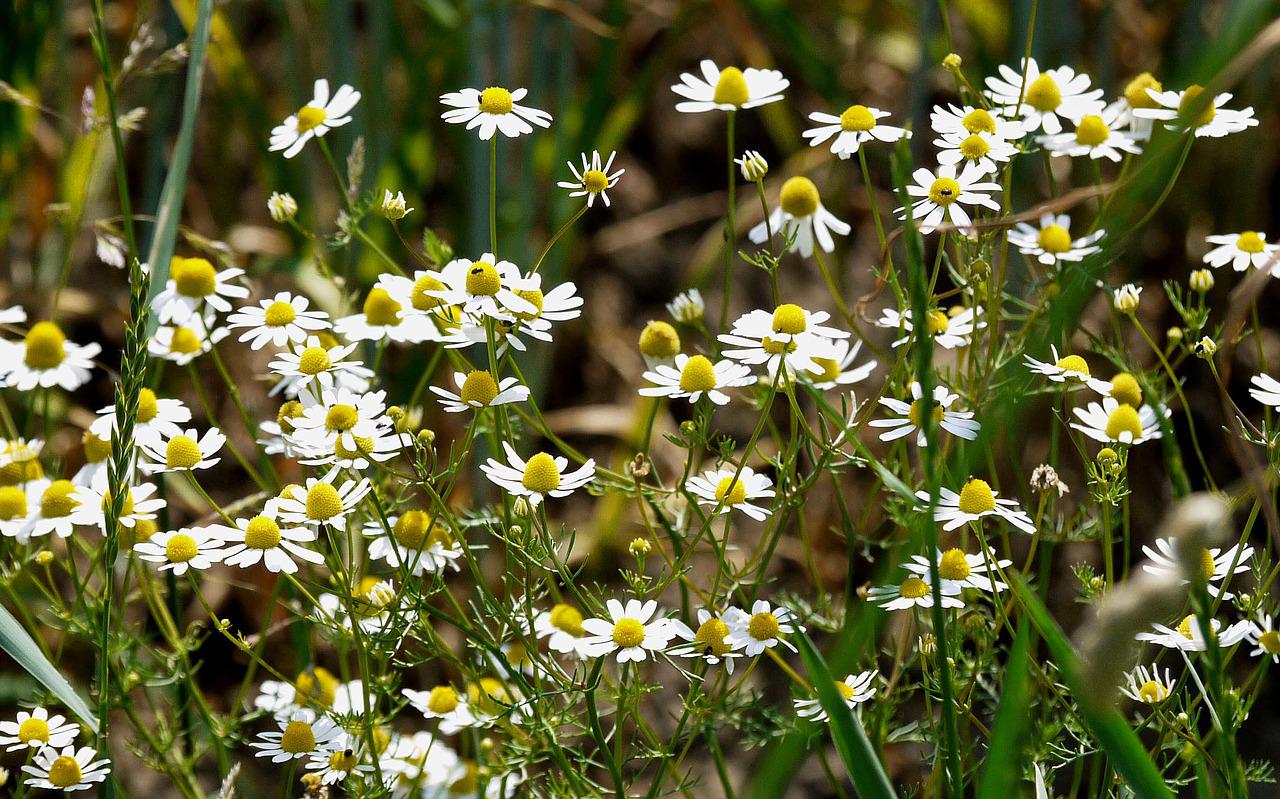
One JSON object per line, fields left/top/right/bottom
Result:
{"left": 1133, "top": 84, "right": 1257, "bottom": 138}
{"left": 27, "top": 480, "right": 81, "bottom": 539}
{"left": 440, "top": 86, "right": 552, "bottom": 140}
{"left": 333, "top": 287, "right": 435, "bottom": 343}
{"left": 667, "top": 289, "right": 705, "bottom": 324}
{"left": 226, "top": 292, "right": 330, "bottom": 350}
{"left": 21, "top": 745, "right": 110, "bottom": 792}
{"left": 73, "top": 432, "right": 111, "bottom": 487}
{"left": 533, "top": 603, "right": 590, "bottom": 657}
{"left": 90, "top": 388, "right": 191, "bottom": 441}
{"left": 134, "top": 527, "right": 225, "bottom": 576}
{"left": 802, "top": 339, "right": 876, "bottom": 390}
{"left": 1202, "top": 231, "right": 1279, "bottom": 273}
{"left": 1249, "top": 374, "right": 1280, "bottom": 407}
{"left": 137, "top": 427, "right": 225, "bottom": 474}
{"left": 0, "top": 483, "right": 41, "bottom": 540}
{"left": 929, "top": 103, "right": 1026, "bottom": 141}
{"left": 725, "top": 600, "right": 802, "bottom": 656}
{"left": 671, "top": 59, "right": 788, "bottom": 113}
{"left": 69, "top": 482, "right": 165, "bottom": 534}
{"left": 0, "top": 322, "right": 100, "bottom": 391}
{"left": 269, "top": 79, "right": 360, "bottom": 158}
{"left": 934, "top": 128, "right": 1019, "bottom": 176}
{"left": 868, "top": 382, "right": 980, "bottom": 447}
{"left": 0, "top": 438, "right": 46, "bottom": 487}
{"left": 148, "top": 313, "right": 228, "bottom": 365}
{"left": 306, "top": 738, "right": 374, "bottom": 785}
{"left": 898, "top": 162, "right": 1002, "bottom": 234}
{"left": 1113, "top": 283, "right": 1142, "bottom": 313}
{"left": 984, "top": 59, "right": 1104, "bottom": 135}
{"left": 431, "top": 370, "right": 529, "bottom": 413}
{"left": 480, "top": 443, "right": 595, "bottom": 506}
{"left": 748, "top": 176, "right": 850, "bottom": 257}
{"left": 639, "top": 353, "right": 754, "bottom": 405}
{"left": 404, "top": 686, "right": 479, "bottom": 734}
{"left": 1246, "top": 613, "right": 1280, "bottom": 663}
{"left": 1024, "top": 346, "right": 1112, "bottom": 394}
{"left": 668, "top": 609, "right": 742, "bottom": 672}
{"left": 1136, "top": 614, "right": 1252, "bottom": 652}
{"left": 216, "top": 498, "right": 324, "bottom": 573}
{"left": 287, "top": 387, "right": 392, "bottom": 455}
{"left": 794, "top": 670, "right": 878, "bottom": 722}
{"left": 903, "top": 548, "right": 1011, "bottom": 593}
{"left": 1140, "top": 538, "right": 1253, "bottom": 599}
{"left": 151, "top": 257, "right": 250, "bottom": 325}
{"left": 869, "top": 573, "right": 963, "bottom": 610}
{"left": 253, "top": 668, "right": 344, "bottom": 715}
{"left": 718, "top": 304, "right": 847, "bottom": 377}
{"left": 802, "top": 104, "right": 910, "bottom": 158}
{"left": 428, "top": 254, "right": 539, "bottom": 322}
{"left": 877, "top": 306, "right": 985, "bottom": 350}
{"left": 579, "top": 598, "right": 680, "bottom": 663}
{"left": 276, "top": 472, "right": 372, "bottom": 530}
{"left": 380, "top": 731, "right": 461, "bottom": 795}
{"left": 269, "top": 336, "right": 373, "bottom": 399}
{"left": 1008, "top": 213, "right": 1105, "bottom": 267}
{"left": 1120, "top": 662, "right": 1174, "bottom": 705}
{"left": 1040, "top": 103, "right": 1142, "bottom": 162}
{"left": 0, "top": 707, "right": 79, "bottom": 751}
{"left": 317, "top": 578, "right": 401, "bottom": 636}
{"left": 252, "top": 710, "right": 343, "bottom": 762}
{"left": 365, "top": 511, "right": 462, "bottom": 576}
{"left": 685, "top": 466, "right": 775, "bottom": 520}
{"left": 916, "top": 478, "right": 1036, "bottom": 533}
{"left": 557, "top": 150, "right": 624, "bottom": 207}
{"left": 1070, "top": 398, "right": 1163, "bottom": 445}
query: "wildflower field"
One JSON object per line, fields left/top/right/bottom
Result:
{"left": 4, "top": 0, "right": 1280, "bottom": 796}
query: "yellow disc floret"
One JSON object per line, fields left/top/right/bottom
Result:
{"left": 712, "top": 67, "right": 750, "bottom": 106}
{"left": 1124, "top": 73, "right": 1162, "bottom": 110}
{"left": 280, "top": 720, "right": 316, "bottom": 754}
{"left": 957, "top": 478, "right": 996, "bottom": 515}
{"left": 305, "top": 483, "right": 343, "bottom": 522}
{"left": 1177, "top": 85, "right": 1214, "bottom": 127}
{"left": 411, "top": 274, "right": 446, "bottom": 310}
{"left": 244, "top": 515, "right": 283, "bottom": 549}
{"left": 479, "top": 87, "right": 513, "bottom": 115}
{"left": 165, "top": 435, "right": 203, "bottom": 469}
{"left": 23, "top": 322, "right": 67, "bottom": 370}
{"left": 695, "top": 617, "right": 733, "bottom": 656}
{"left": 521, "top": 453, "right": 561, "bottom": 494}
{"left": 40, "top": 480, "right": 78, "bottom": 518}
{"left": 295, "top": 105, "right": 327, "bottom": 132}
{"left": 1055, "top": 354, "right": 1089, "bottom": 376}
{"left": 583, "top": 170, "right": 609, "bottom": 193}
{"left": 779, "top": 177, "right": 820, "bottom": 218}
{"left": 460, "top": 370, "right": 499, "bottom": 406}
{"left": 840, "top": 104, "right": 876, "bottom": 132}
{"left": 83, "top": 431, "right": 112, "bottom": 464}
{"left": 46, "top": 755, "right": 83, "bottom": 789}
{"left": 169, "top": 327, "right": 203, "bottom": 355}
{"left": 1259, "top": 630, "right": 1280, "bottom": 654}
{"left": 165, "top": 533, "right": 199, "bottom": 563}
{"left": 1236, "top": 231, "right": 1266, "bottom": 254}
{"left": 771, "top": 303, "right": 808, "bottom": 335}
{"left": 0, "top": 486, "right": 28, "bottom": 520}
{"left": 925, "top": 309, "right": 950, "bottom": 334}
{"left": 1074, "top": 115, "right": 1110, "bottom": 146}
{"left": 325, "top": 404, "right": 359, "bottom": 432}
{"left": 928, "top": 177, "right": 962, "bottom": 206}
{"left": 959, "top": 134, "right": 990, "bottom": 161}
{"left": 297, "top": 346, "right": 332, "bottom": 375}
{"left": 426, "top": 685, "right": 460, "bottom": 714}
{"left": 1138, "top": 680, "right": 1169, "bottom": 704}
{"left": 173, "top": 257, "right": 218, "bottom": 298}
{"left": 392, "top": 510, "right": 430, "bottom": 549}
{"left": 549, "top": 603, "right": 585, "bottom": 637}
{"left": 514, "top": 288, "right": 544, "bottom": 321}
{"left": 137, "top": 388, "right": 159, "bottom": 423}
{"left": 962, "top": 108, "right": 997, "bottom": 134}
{"left": 264, "top": 301, "right": 297, "bottom": 327}
{"left": 747, "top": 611, "right": 781, "bottom": 641}
{"left": 611, "top": 618, "right": 646, "bottom": 648}
{"left": 1024, "top": 73, "right": 1062, "bottom": 112}
{"left": 908, "top": 398, "right": 944, "bottom": 427}
{"left": 1109, "top": 373, "right": 1142, "bottom": 407}
{"left": 938, "top": 548, "right": 972, "bottom": 581}
{"left": 1037, "top": 224, "right": 1073, "bottom": 254}
{"left": 639, "top": 321, "right": 680, "bottom": 359}
{"left": 465, "top": 262, "right": 501, "bottom": 296}
{"left": 18, "top": 716, "right": 50, "bottom": 745}
{"left": 678, "top": 355, "right": 718, "bottom": 394}
{"left": 714, "top": 476, "right": 748, "bottom": 506}
{"left": 1104, "top": 404, "right": 1143, "bottom": 441}
{"left": 362, "top": 288, "right": 402, "bottom": 326}
{"left": 898, "top": 576, "right": 929, "bottom": 599}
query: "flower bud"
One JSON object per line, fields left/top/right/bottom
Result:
{"left": 416, "top": 429, "right": 435, "bottom": 447}
{"left": 735, "top": 149, "right": 769, "bottom": 182}
{"left": 381, "top": 189, "right": 413, "bottom": 220}
{"left": 1194, "top": 336, "right": 1217, "bottom": 358}
{"left": 512, "top": 498, "right": 532, "bottom": 519}
{"left": 666, "top": 289, "right": 705, "bottom": 324}
{"left": 35, "top": 550, "right": 54, "bottom": 565}
{"left": 1166, "top": 326, "right": 1183, "bottom": 344}
{"left": 1189, "top": 268, "right": 1214, "bottom": 293}
{"left": 1114, "top": 283, "right": 1142, "bottom": 314}
{"left": 639, "top": 320, "right": 680, "bottom": 359}
{"left": 943, "top": 53, "right": 963, "bottom": 71}
{"left": 267, "top": 192, "right": 298, "bottom": 222}
{"left": 628, "top": 537, "right": 652, "bottom": 557}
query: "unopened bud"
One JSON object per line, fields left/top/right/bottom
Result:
{"left": 1189, "top": 269, "right": 1214, "bottom": 293}
{"left": 736, "top": 149, "right": 769, "bottom": 182}
{"left": 267, "top": 192, "right": 298, "bottom": 222}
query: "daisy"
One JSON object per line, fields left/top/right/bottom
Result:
{"left": 253, "top": 668, "right": 342, "bottom": 715}
{"left": 718, "top": 304, "right": 847, "bottom": 377}
{"left": 671, "top": 59, "right": 788, "bottom": 113}
{"left": 903, "top": 548, "right": 1011, "bottom": 593}
{"left": 1040, "top": 103, "right": 1142, "bottom": 162}
{"left": 375, "top": 269, "right": 455, "bottom": 319}
{"left": 1140, "top": 537, "right": 1253, "bottom": 599}
{"left": 28, "top": 480, "right": 81, "bottom": 539}
{"left": 1133, "top": 84, "right": 1257, "bottom": 138}
{"left": 1120, "top": 662, "right": 1174, "bottom": 705}
{"left": 427, "top": 254, "right": 539, "bottom": 322}
{"left": 21, "top": 744, "right": 110, "bottom": 792}
{"left": 557, "top": 150, "right": 624, "bottom": 207}
{"left": 403, "top": 686, "right": 479, "bottom": 734}
{"left": 0, "top": 482, "right": 41, "bottom": 540}
{"left": 898, "top": 162, "right": 1002, "bottom": 234}
{"left": 137, "top": 427, "right": 225, "bottom": 474}
{"left": 333, "top": 287, "right": 435, "bottom": 343}
{"left": 685, "top": 466, "right": 775, "bottom": 520}
{"left": 148, "top": 313, "right": 229, "bottom": 365}
{"left": 70, "top": 482, "right": 165, "bottom": 534}
{"left": 1023, "top": 346, "right": 1112, "bottom": 394}
{"left": 534, "top": 603, "right": 589, "bottom": 657}
{"left": 276, "top": 472, "right": 372, "bottom": 530}
{"left": 748, "top": 176, "right": 850, "bottom": 257}
{"left": 287, "top": 387, "right": 392, "bottom": 455}
{"left": 150, "top": 257, "right": 250, "bottom": 325}
{"left": 803, "top": 339, "right": 876, "bottom": 390}
{"left": 269, "top": 79, "right": 361, "bottom": 158}
{"left": 639, "top": 353, "right": 754, "bottom": 405}
{"left": 380, "top": 731, "right": 461, "bottom": 794}
{"left": 430, "top": 370, "right": 529, "bottom": 413}
{"left": 877, "top": 306, "right": 985, "bottom": 350}
{"left": 916, "top": 478, "right": 1036, "bottom": 533}
{"left": 226, "top": 292, "right": 330, "bottom": 350}
{"left": 306, "top": 737, "right": 374, "bottom": 785}
{"left": 317, "top": 579, "right": 401, "bottom": 636}
{"left": 0, "top": 707, "right": 80, "bottom": 751}
{"left": 929, "top": 103, "right": 1026, "bottom": 141}
{"left": 0, "top": 321, "right": 100, "bottom": 391}
{"left": 934, "top": 128, "right": 1019, "bottom": 177}
{"left": 251, "top": 710, "right": 343, "bottom": 762}
{"left": 134, "top": 527, "right": 225, "bottom": 576}
{"left": 479, "top": 443, "right": 595, "bottom": 506}
{"left": 984, "top": 59, "right": 1104, "bottom": 135}
{"left": 1246, "top": 613, "right": 1280, "bottom": 663}
{"left": 268, "top": 336, "right": 373, "bottom": 399}
{"left": 1008, "top": 213, "right": 1105, "bottom": 267}
{"left": 724, "top": 600, "right": 803, "bottom": 656}
{"left": 90, "top": 388, "right": 191, "bottom": 441}
{"left": 73, "top": 432, "right": 111, "bottom": 487}
{"left": 1249, "top": 373, "right": 1280, "bottom": 407}
{"left": 365, "top": 511, "right": 463, "bottom": 576}
{"left": 578, "top": 598, "right": 680, "bottom": 663}
{"left": 441, "top": 85, "right": 552, "bottom": 140}
{"left": 869, "top": 574, "right": 963, "bottom": 611}
{"left": 1070, "top": 398, "right": 1162, "bottom": 445}
{"left": 215, "top": 498, "right": 325, "bottom": 574}
{"left": 506, "top": 276, "right": 584, "bottom": 342}
{"left": 1113, "top": 283, "right": 1142, "bottom": 313}
{"left": 1136, "top": 614, "right": 1252, "bottom": 652}
{"left": 668, "top": 609, "right": 742, "bottom": 672}
{"left": 667, "top": 289, "right": 705, "bottom": 324}
{"left": 795, "top": 670, "right": 878, "bottom": 722}
{"left": 802, "top": 104, "right": 910, "bottom": 158}
{"left": 870, "top": 382, "right": 979, "bottom": 447}
{"left": 736, "top": 149, "right": 769, "bottom": 181}
{"left": 381, "top": 190, "right": 412, "bottom": 220}
{"left": 1202, "top": 231, "right": 1279, "bottom": 273}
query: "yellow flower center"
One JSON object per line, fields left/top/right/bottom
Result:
{"left": 678, "top": 355, "right": 718, "bottom": 393}
{"left": 23, "top": 322, "right": 67, "bottom": 370}
{"left": 1109, "top": 373, "right": 1142, "bottom": 407}
{"left": 165, "top": 533, "right": 199, "bottom": 563}
{"left": 760, "top": 336, "right": 796, "bottom": 355}
{"left": 169, "top": 326, "right": 203, "bottom": 354}
{"left": 101, "top": 490, "right": 134, "bottom": 517}
{"left": 925, "top": 309, "right": 950, "bottom": 334}
{"left": 0, "top": 451, "right": 43, "bottom": 486}
{"left": 280, "top": 720, "right": 317, "bottom": 754}
{"left": 938, "top": 548, "right": 972, "bottom": 581}
{"left": 1236, "top": 231, "right": 1266, "bottom": 254}
{"left": 899, "top": 576, "right": 930, "bottom": 599}
{"left": 583, "top": 169, "right": 610, "bottom": 193}
{"left": 1177, "top": 85, "right": 1215, "bottom": 127}
{"left": 325, "top": 404, "right": 359, "bottom": 432}
{"left": 83, "top": 431, "right": 112, "bottom": 464}
{"left": 297, "top": 346, "right": 332, "bottom": 375}
{"left": 264, "top": 301, "right": 297, "bottom": 327}
{"left": 1259, "top": 630, "right": 1280, "bottom": 654}
{"left": 295, "top": 668, "right": 338, "bottom": 707}
{"left": 549, "top": 603, "right": 585, "bottom": 637}
{"left": 411, "top": 274, "right": 446, "bottom": 310}
{"left": 137, "top": 388, "right": 159, "bottom": 423}
{"left": 460, "top": 370, "right": 499, "bottom": 406}
{"left": 295, "top": 105, "right": 328, "bottom": 133}
{"left": 1199, "top": 548, "right": 1218, "bottom": 582}
{"left": 957, "top": 478, "right": 996, "bottom": 515}
{"left": 245, "top": 515, "right": 283, "bottom": 549}
{"left": 47, "top": 755, "right": 83, "bottom": 788}
{"left": 521, "top": 452, "right": 562, "bottom": 494}
{"left": 771, "top": 303, "right": 808, "bottom": 335}
{"left": 958, "top": 134, "right": 990, "bottom": 160}
{"left": 173, "top": 257, "right": 218, "bottom": 298}
{"left": 17, "top": 716, "right": 49, "bottom": 744}
{"left": 1024, "top": 73, "right": 1062, "bottom": 112}
{"left": 962, "top": 108, "right": 997, "bottom": 134}
{"left": 1037, "top": 224, "right": 1073, "bottom": 254}
{"left": 40, "top": 480, "right": 78, "bottom": 518}
{"left": 695, "top": 617, "right": 732, "bottom": 656}
{"left": 779, "top": 176, "right": 820, "bottom": 218}
{"left": 839, "top": 104, "right": 876, "bottom": 132}
{"left": 836, "top": 680, "right": 857, "bottom": 701}
{"left": 165, "top": 435, "right": 203, "bottom": 469}
{"left": 362, "top": 288, "right": 402, "bottom": 326}
{"left": 478, "top": 87, "right": 513, "bottom": 115}
{"left": 1074, "top": 115, "right": 1110, "bottom": 146}
{"left": 426, "top": 685, "right": 461, "bottom": 714}
{"left": 449, "top": 762, "right": 479, "bottom": 795}
{"left": 908, "top": 398, "right": 944, "bottom": 428}
{"left": 0, "top": 486, "right": 28, "bottom": 520}
{"left": 1124, "top": 73, "right": 1162, "bottom": 109}
{"left": 712, "top": 67, "right": 750, "bottom": 106}
{"left": 514, "top": 288, "right": 544, "bottom": 321}
{"left": 1176, "top": 614, "right": 1196, "bottom": 640}
{"left": 714, "top": 476, "right": 748, "bottom": 505}
{"left": 334, "top": 435, "right": 374, "bottom": 459}
{"left": 392, "top": 510, "right": 430, "bottom": 549}
{"left": 928, "top": 177, "right": 962, "bottom": 206}
{"left": 1055, "top": 354, "right": 1089, "bottom": 376}
{"left": 811, "top": 356, "right": 841, "bottom": 383}
{"left": 611, "top": 618, "right": 646, "bottom": 648}
{"left": 328, "top": 749, "right": 359, "bottom": 772}
{"left": 465, "top": 262, "right": 501, "bottom": 296}
{"left": 748, "top": 611, "right": 781, "bottom": 641}
{"left": 277, "top": 400, "right": 304, "bottom": 433}
{"left": 639, "top": 321, "right": 680, "bottom": 358}
{"left": 1104, "top": 404, "right": 1143, "bottom": 441}
{"left": 468, "top": 677, "right": 509, "bottom": 712}
{"left": 305, "top": 483, "right": 343, "bottom": 521}
{"left": 1138, "top": 680, "right": 1168, "bottom": 704}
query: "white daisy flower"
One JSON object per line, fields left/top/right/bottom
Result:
{"left": 0, "top": 482, "right": 42, "bottom": 541}
{"left": 802, "top": 104, "right": 910, "bottom": 158}
{"left": 479, "top": 443, "right": 595, "bottom": 506}
{"left": 27, "top": 480, "right": 81, "bottom": 539}
{"left": 380, "top": 731, "right": 461, "bottom": 794}
{"left": 1113, "top": 72, "right": 1163, "bottom": 138}
{"left": 69, "top": 482, "right": 165, "bottom": 534}
{"left": 668, "top": 609, "right": 742, "bottom": 673}
{"left": 252, "top": 668, "right": 347, "bottom": 715}
{"left": 268, "top": 336, "right": 373, "bottom": 400}
{"left": 226, "top": 292, "right": 330, "bottom": 350}
{"left": 403, "top": 686, "right": 479, "bottom": 734}
{"left": 333, "top": 286, "right": 436, "bottom": 343}
{"left": 73, "top": 432, "right": 111, "bottom": 487}
{"left": 929, "top": 103, "right": 1027, "bottom": 141}
{"left": 137, "top": 427, "right": 225, "bottom": 474}
{"left": 441, "top": 85, "right": 552, "bottom": 140}
{"left": 148, "top": 312, "right": 229, "bottom": 365}
{"left": 267, "top": 192, "right": 298, "bottom": 222}
{"left": 1039, "top": 103, "right": 1142, "bottom": 162}
{"left": 150, "top": 257, "right": 250, "bottom": 325}
{"left": 639, "top": 353, "right": 755, "bottom": 405}
{"left": 269, "top": 79, "right": 361, "bottom": 158}
{"left": 748, "top": 176, "right": 850, "bottom": 257}
{"left": 1140, "top": 537, "right": 1253, "bottom": 600}
{"left": 0, "top": 707, "right": 80, "bottom": 751}
{"left": 276, "top": 472, "right": 372, "bottom": 530}
{"left": 868, "top": 381, "right": 980, "bottom": 447}
{"left": 1249, "top": 373, "right": 1280, "bottom": 407}
{"left": 897, "top": 162, "right": 1002, "bottom": 234}
{"left": 216, "top": 497, "right": 325, "bottom": 574}
{"left": 317, "top": 579, "right": 401, "bottom": 636}
{"left": 1008, "top": 213, "right": 1104, "bottom": 267}
{"left": 719, "top": 304, "right": 847, "bottom": 377}
{"left": 903, "top": 548, "right": 1011, "bottom": 593}
{"left": 795, "top": 670, "right": 878, "bottom": 722}
{"left": 427, "top": 254, "right": 539, "bottom": 322}
{"left": 557, "top": 150, "right": 624, "bottom": 207}
{"left": 671, "top": 59, "right": 788, "bottom": 113}
{"left": 251, "top": 710, "right": 343, "bottom": 762}
{"left": 286, "top": 387, "right": 391, "bottom": 455}
{"left": 876, "top": 306, "right": 985, "bottom": 350}
{"left": 934, "top": 128, "right": 1019, "bottom": 176}
{"left": 90, "top": 388, "right": 191, "bottom": 441}
{"left": 1119, "top": 662, "right": 1174, "bottom": 705}
{"left": 134, "top": 527, "right": 226, "bottom": 576}
{"left": 1132, "top": 84, "right": 1257, "bottom": 138}
{"left": 375, "top": 269, "right": 456, "bottom": 321}
{"left": 578, "top": 598, "right": 681, "bottom": 663}
{"left": 1113, "top": 283, "right": 1142, "bottom": 313}
{"left": 365, "top": 511, "right": 462, "bottom": 576}
{"left": 870, "top": 573, "right": 963, "bottom": 611}
{"left": 430, "top": 370, "right": 529, "bottom": 413}
{"left": 1023, "top": 345, "right": 1112, "bottom": 394}
{"left": 984, "top": 58, "right": 1104, "bottom": 135}
{"left": 381, "top": 190, "right": 412, "bottom": 220}
{"left": 1247, "top": 613, "right": 1280, "bottom": 663}
{"left": 1070, "top": 398, "right": 1163, "bottom": 445}
{"left": 0, "top": 322, "right": 100, "bottom": 392}
{"left": 801, "top": 338, "right": 876, "bottom": 390}
{"left": 724, "top": 599, "right": 802, "bottom": 656}
{"left": 666, "top": 289, "right": 705, "bottom": 324}
{"left": 306, "top": 737, "right": 374, "bottom": 785}
{"left": 21, "top": 744, "right": 110, "bottom": 792}
{"left": 685, "top": 466, "right": 775, "bottom": 521}
{"left": 0, "top": 438, "right": 46, "bottom": 487}
{"left": 1202, "top": 231, "right": 1279, "bottom": 273}
{"left": 533, "top": 603, "right": 589, "bottom": 658}
{"left": 915, "top": 478, "right": 1036, "bottom": 533}
{"left": 1136, "top": 614, "right": 1252, "bottom": 652}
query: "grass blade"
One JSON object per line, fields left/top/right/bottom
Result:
{"left": 975, "top": 620, "right": 1032, "bottom": 799}
{"left": 0, "top": 603, "right": 99, "bottom": 732}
